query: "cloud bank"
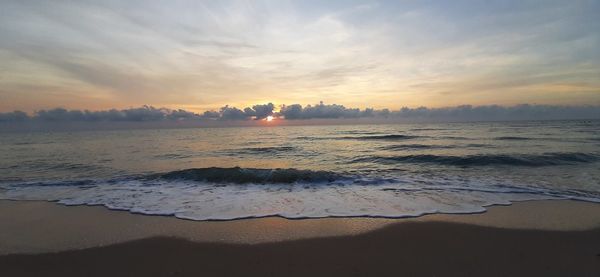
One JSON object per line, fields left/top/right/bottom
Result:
{"left": 1, "top": 103, "right": 599, "bottom": 127}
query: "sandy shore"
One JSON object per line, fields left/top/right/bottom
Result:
{"left": 1, "top": 200, "right": 600, "bottom": 276}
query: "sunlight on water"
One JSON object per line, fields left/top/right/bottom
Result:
{"left": 1, "top": 120, "right": 599, "bottom": 220}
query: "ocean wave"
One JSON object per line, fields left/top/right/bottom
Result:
{"left": 435, "top": 136, "right": 474, "bottom": 140}
{"left": 294, "top": 136, "right": 330, "bottom": 141}
{"left": 295, "top": 134, "right": 421, "bottom": 141}
{"left": 379, "top": 144, "right": 456, "bottom": 150}
{"left": 352, "top": 153, "right": 600, "bottom": 167}
{"left": 11, "top": 141, "right": 35, "bottom": 145}
{"left": 344, "top": 134, "right": 421, "bottom": 140}
{"left": 337, "top": 130, "right": 383, "bottom": 135}
{"left": 409, "top": 128, "right": 448, "bottom": 131}
{"left": 152, "top": 167, "right": 344, "bottom": 184}
{"left": 15, "top": 180, "right": 97, "bottom": 187}
{"left": 10, "top": 161, "right": 105, "bottom": 172}
{"left": 232, "top": 146, "right": 297, "bottom": 154}
{"left": 494, "top": 136, "right": 534, "bottom": 140}
{"left": 153, "top": 153, "right": 194, "bottom": 159}
{"left": 465, "top": 143, "right": 492, "bottom": 148}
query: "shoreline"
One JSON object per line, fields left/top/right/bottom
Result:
{"left": 2, "top": 199, "right": 600, "bottom": 254}
{"left": 2, "top": 199, "right": 600, "bottom": 276}
{"left": 3, "top": 221, "right": 600, "bottom": 276}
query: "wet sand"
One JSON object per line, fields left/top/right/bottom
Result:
{"left": 1, "top": 200, "right": 600, "bottom": 276}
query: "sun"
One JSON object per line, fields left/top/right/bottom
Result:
{"left": 266, "top": 115, "right": 274, "bottom": 122}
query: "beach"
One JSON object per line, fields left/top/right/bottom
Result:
{"left": 2, "top": 199, "right": 600, "bottom": 276}
{"left": 2, "top": 0, "right": 599, "bottom": 275}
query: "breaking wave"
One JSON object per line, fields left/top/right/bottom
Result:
{"left": 152, "top": 167, "right": 344, "bottom": 184}
{"left": 2, "top": 168, "right": 599, "bottom": 220}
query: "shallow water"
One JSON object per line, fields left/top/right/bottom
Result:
{"left": 1, "top": 120, "right": 599, "bottom": 220}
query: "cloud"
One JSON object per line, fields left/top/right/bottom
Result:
{"left": 29, "top": 106, "right": 179, "bottom": 122}
{"left": 244, "top": 103, "right": 275, "bottom": 120}
{"left": 219, "top": 105, "right": 248, "bottom": 120}
{"left": 386, "top": 104, "right": 600, "bottom": 121}
{"left": 201, "top": 110, "right": 221, "bottom": 119}
{"left": 214, "top": 102, "right": 275, "bottom": 120}
{"left": 279, "top": 101, "right": 372, "bottom": 119}
{"left": 2, "top": 103, "right": 599, "bottom": 126}
{"left": 1, "top": 0, "right": 598, "bottom": 112}
{"left": 0, "top": 110, "right": 28, "bottom": 122}
{"left": 166, "top": 109, "right": 201, "bottom": 121}
{"left": 280, "top": 102, "right": 600, "bottom": 121}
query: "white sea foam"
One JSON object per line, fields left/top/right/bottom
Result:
{"left": 1, "top": 174, "right": 596, "bottom": 221}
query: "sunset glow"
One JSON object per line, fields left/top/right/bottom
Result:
{"left": 1, "top": 2, "right": 600, "bottom": 276}
{"left": 0, "top": 1, "right": 598, "bottom": 113}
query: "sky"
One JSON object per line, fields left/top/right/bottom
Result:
{"left": 0, "top": 0, "right": 599, "bottom": 114}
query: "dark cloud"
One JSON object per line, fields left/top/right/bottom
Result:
{"left": 280, "top": 102, "right": 373, "bottom": 119}
{"left": 0, "top": 103, "right": 276, "bottom": 123}
{"left": 0, "top": 110, "right": 28, "bottom": 122}
{"left": 166, "top": 109, "right": 200, "bottom": 121}
{"left": 279, "top": 103, "right": 600, "bottom": 121}
{"left": 245, "top": 103, "right": 275, "bottom": 120}
{"left": 219, "top": 105, "right": 248, "bottom": 120}
{"left": 201, "top": 110, "right": 221, "bottom": 119}
{"left": 385, "top": 105, "right": 600, "bottom": 121}
{"left": 30, "top": 106, "right": 177, "bottom": 122}
{"left": 1, "top": 103, "right": 599, "bottom": 127}
{"left": 209, "top": 103, "right": 275, "bottom": 120}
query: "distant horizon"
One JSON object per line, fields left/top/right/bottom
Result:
{"left": 2, "top": 102, "right": 600, "bottom": 132}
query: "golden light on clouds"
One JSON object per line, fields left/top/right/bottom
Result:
{"left": 0, "top": 1, "right": 598, "bottom": 113}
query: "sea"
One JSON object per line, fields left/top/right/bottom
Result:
{"left": 1, "top": 120, "right": 599, "bottom": 220}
